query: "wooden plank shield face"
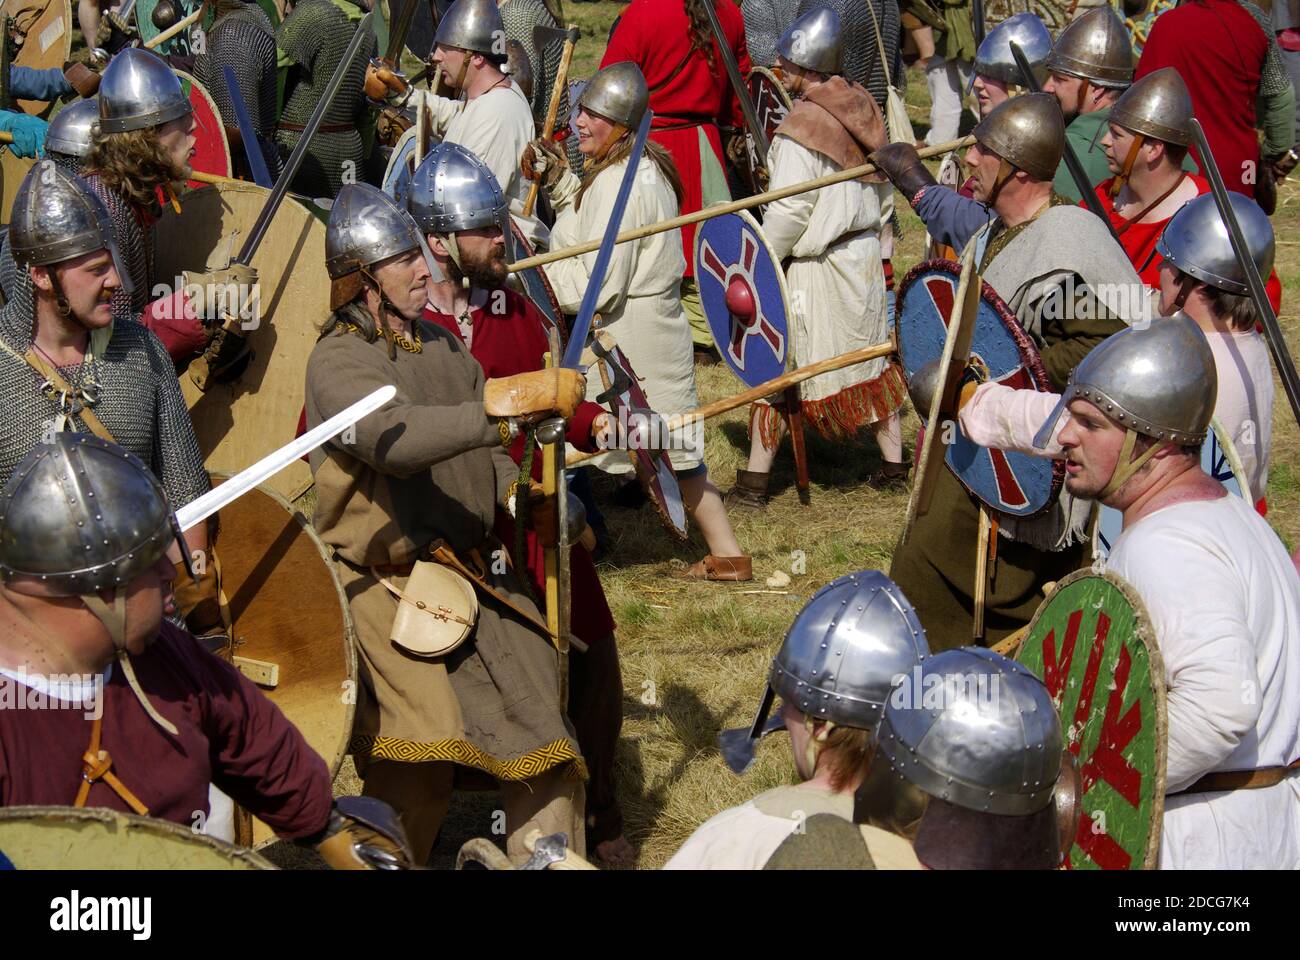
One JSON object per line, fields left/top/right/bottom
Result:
{"left": 1015, "top": 569, "right": 1167, "bottom": 869}
{"left": 0, "top": 149, "right": 35, "bottom": 225}
{"left": 153, "top": 182, "right": 330, "bottom": 499}
{"left": 695, "top": 209, "right": 790, "bottom": 390}
{"left": 896, "top": 259, "right": 1063, "bottom": 518}
{"left": 748, "top": 66, "right": 791, "bottom": 144}
{"left": 177, "top": 71, "right": 234, "bottom": 185}
{"left": 210, "top": 477, "right": 356, "bottom": 846}
{"left": 1, "top": 0, "right": 71, "bottom": 115}
{"left": 0, "top": 806, "right": 275, "bottom": 869}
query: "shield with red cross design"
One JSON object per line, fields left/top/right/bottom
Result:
{"left": 895, "top": 259, "right": 1064, "bottom": 518}
{"left": 694, "top": 209, "right": 790, "bottom": 390}
{"left": 1015, "top": 569, "right": 1167, "bottom": 870}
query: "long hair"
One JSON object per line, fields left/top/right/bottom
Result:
{"left": 683, "top": 0, "right": 717, "bottom": 72}
{"left": 85, "top": 128, "right": 186, "bottom": 211}
{"left": 577, "top": 136, "right": 685, "bottom": 212}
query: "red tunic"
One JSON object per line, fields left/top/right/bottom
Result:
{"left": 0, "top": 623, "right": 333, "bottom": 839}
{"left": 423, "top": 289, "right": 616, "bottom": 648}
{"left": 1089, "top": 174, "right": 1282, "bottom": 313}
{"left": 1135, "top": 0, "right": 1268, "bottom": 198}
{"left": 601, "top": 0, "right": 751, "bottom": 275}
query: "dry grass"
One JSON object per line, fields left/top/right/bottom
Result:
{"left": 280, "top": 3, "right": 1300, "bottom": 869}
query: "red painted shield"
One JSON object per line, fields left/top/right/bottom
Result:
{"left": 178, "top": 71, "right": 233, "bottom": 187}
{"left": 1015, "top": 569, "right": 1167, "bottom": 870}
{"left": 748, "top": 66, "right": 791, "bottom": 144}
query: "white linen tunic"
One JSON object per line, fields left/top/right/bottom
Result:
{"left": 410, "top": 82, "right": 548, "bottom": 249}
{"left": 1204, "top": 328, "right": 1272, "bottom": 500}
{"left": 1106, "top": 494, "right": 1300, "bottom": 869}
{"left": 546, "top": 155, "right": 700, "bottom": 473}
{"left": 761, "top": 134, "right": 891, "bottom": 406}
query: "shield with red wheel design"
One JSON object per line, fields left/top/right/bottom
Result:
{"left": 1015, "top": 569, "right": 1167, "bottom": 870}
{"left": 694, "top": 209, "right": 790, "bottom": 390}
{"left": 895, "top": 259, "right": 1063, "bottom": 518}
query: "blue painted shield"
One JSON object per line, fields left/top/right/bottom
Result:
{"left": 695, "top": 209, "right": 790, "bottom": 389}
{"left": 1096, "top": 420, "right": 1248, "bottom": 556}
{"left": 895, "top": 259, "right": 1063, "bottom": 518}
{"left": 509, "top": 221, "right": 566, "bottom": 349}
{"left": 382, "top": 127, "right": 419, "bottom": 203}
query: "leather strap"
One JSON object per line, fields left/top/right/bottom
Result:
{"left": 1174, "top": 759, "right": 1300, "bottom": 796}
{"left": 75, "top": 716, "right": 150, "bottom": 816}
{"left": 1114, "top": 172, "right": 1187, "bottom": 236}
{"left": 0, "top": 337, "right": 116, "bottom": 442}
{"left": 647, "top": 45, "right": 697, "bottom": 94}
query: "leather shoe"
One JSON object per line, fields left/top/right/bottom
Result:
{"left": 672, "top": 554, "right": 753, "bottom": 581}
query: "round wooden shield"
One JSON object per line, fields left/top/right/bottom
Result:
{"left": 0, "top": 149, "right": 35, "bottom": 225}
{"left": 137, "top": 0, "right": 199, "bottom": 55}
{"left": 1, "top": 0, "right": 71, "bottom": 115}
{"left": 1095, "top": 417, "right": 1251, "bottom": 556}
{"left": 508, "top": 219, "right": 566, "bottom": 347}
{"left": 593, "top": 338, "right": 689, "bottom": 541}
{"left": 210, "top": 476, "right": 356, "bottom": 845}
{"left": 177, "top": 70, "right": 233, "bottom": 186}
{"left": 695, "top": 209, "right": 790, "bottom": 390}
{"left": 896, "top": 259, "right": 1064, "bottom": 518}
{"left": 1015, "top": 569, "right": 1167, "bottom": 870}
{"left": 153, "top": 181, "right": 330, "bottom": 500}
{"left": 0, "top": 806, "right": 275, "bottom": 869}
{"left": 748, "top": 65, "right": 791, "bottom": 144}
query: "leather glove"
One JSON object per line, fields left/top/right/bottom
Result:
{"left": 725, "top": 132, "right": 749, "bottom": 169}
{"left": 869, "top": 142, "right": 937, "bottom": 204}
{"left": 174, "top": 553, "right": 224, "bottom": 636}
{"left": 364, "top": 60, "right": 407, "bottom": 101}
{"left": 484, "top": 368, "right": 586, "bottom": 420}
{"left": 520, "top": 137, "right": 568, "bottom": 188}
{"left": 183, "top": 263, "right": 260, "bottom": 326}
{"left": 313, "top": 797, "right": 413, "bottom": 870}
{"left": 0, "top": 112, "right": 47, "bottom": 159}
{"left": 1271, "top": 147, "right": 1299, "bottom": 182}
{"left": 64, "top": 61, "right": 101, "bottom": 98}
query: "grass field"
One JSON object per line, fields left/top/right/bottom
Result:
{"left": 334, "top": 3, "right": 1300, "bottom": 868}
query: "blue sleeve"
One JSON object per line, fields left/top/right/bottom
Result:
{"left": 9, "top": 66, "right": 73, "bottom": 102}
{"left": 912, "top": 185, "right": 996, "bottom": 252}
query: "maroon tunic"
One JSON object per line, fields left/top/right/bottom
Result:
{"left": 0, "top": 622, "right": 333, "bottom": 840}
{"left": 423, "top": 288, "right": 616, "bottom": 648}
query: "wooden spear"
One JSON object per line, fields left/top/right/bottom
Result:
{"left": 522, "top": 26, "right": 580, "bottom": 218}
{"left": 511, "top": 135, "right": 975, "bottom": 273}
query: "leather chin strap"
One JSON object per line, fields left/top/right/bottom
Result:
{"left": 588, "top": 122, "right": 629, "bottom": 169}
{"left": 1077, "top": 79, "right": 1091, "bottom": 113}
{"left": 452, "top": 55, "right": 470, "bottom": 101}
{"left": 1097, "top": 428, "right": 1164, "bottom": 500}
{"left": 80, "top": 591, "right": 180, "bottom": 737}
{"left": 1110, "top": 132, "right": 1145, "bottom": 197}
{"left": 359, "top": 265, "right": 417, "bottom": 358}
{"left": 442, "top": 233, "right": 472, "bottom": 290}
{"left": 1171, "top": 272, "right": 1199, "bottom": 312}
{"left": 985, "top": 158, "right": 1016, "bottom": 208}
{"left": 802, "top": 715, "right": 835, "bottom": 779}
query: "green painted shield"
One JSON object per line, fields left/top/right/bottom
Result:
{"left": 1015, "top": 569, "right": 1167, "bottom": 870}
{"left": 137, "top": 0, "right": 199, "bottom": 55}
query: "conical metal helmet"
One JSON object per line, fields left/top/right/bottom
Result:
{"left": 9, "top": 161, "right": 133, "bottom": 294}
{"left": 45, "top": 97, "right": 100, "bottom": 159}
{"left": 1044, "top": 6, "right": 1134, "bottom": 88}
{"left": 1109, "top": 67, "right": 1193, "bottom": 145}
{"left": 972, "top": 92, "right": 1065, "bottom": 181}
{"left": 0, "top": 433, "right": 184, "bottom": 595}
{"left": 576, "top": 61, "right": 649, "bottom": 130}
{"left": 406, "top": 142, "right": 508, "bottom": 236}
{"left": 1156, "top": 192, "right": 1275, "bottom": 296}
{"left": 974, "top": 12, "right": 1053, "bottom": 86}
{"left": 876, "top": 647, "right": 1062, "bottom": 816}
{"left": 97, "top": 48, "right": 192, "bottom": 134}
{"left": 325, "top": 183, "right": 423, "bottom": 280}
{"left": 776, "top": 5, "right": 843, "bottom": 76}
{"left": 434, "top": 0, "right": 505, "bottom": 57}
{"left": 1033, "top": 315, "right": 1217, "bottom": 449}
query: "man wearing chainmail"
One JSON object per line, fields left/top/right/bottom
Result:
{"left": 0, "top": 162, "right": 216, "bottom": 632}
{"left": 500, "top": 0, "right": 565, "bottom": 123}
{"left": 193, "top": 0, "right": 281, "bottom": 180}
{"left": 794, "top": 0, "right": 902, "bottom": 111}
{"left": 276, "top": 0, "right": 376, "bottom": 198}
{"left": 306, "top": 184, "right": 589, "bottom": 865}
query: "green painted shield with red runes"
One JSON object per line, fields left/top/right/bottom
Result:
{"left": 1015, "top": 569, "right": 1167, "bottom": 870}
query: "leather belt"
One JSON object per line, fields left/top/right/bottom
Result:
{"left": 1173, "top": 759, "right": 1300, "bottom": 795}
{"left": 277, "top": 121, "right": 356, "bottom": 133}
{"left": 654, "top": 115, "right": 714, "bottom": 132}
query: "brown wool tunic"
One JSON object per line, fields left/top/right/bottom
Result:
{"left": 304, "top": 318, "right": 584, "bottom": 781}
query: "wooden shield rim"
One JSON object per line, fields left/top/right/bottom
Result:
{"left": 595, "top": 341, "right": 690, "bottom": 541}
{"left": 0, "top": 805, "right": 277, "bottom": 869}
{"left": 1020, "top": 567, "right": 1168, "bottom": 870}
{"left": 211, "top": 473, "right": 359, "bottom": 778}
{"left": 897, "top": 257, "right": 1066, "bottom": 518}
{"left": 694, "top": 206, "right": 793, "bottom": 388}
{"left": 749, "top": 66, "right": 792, "bottom": 111}
{"left": 176, "top": 69, "right": 234, "bottom": 181}
{"left": 3, "top": 0, "right": 72, "bottom": 115}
